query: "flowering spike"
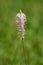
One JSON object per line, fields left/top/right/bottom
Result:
{"left": 16, "top": 10, "right": 26, "bottom": 39}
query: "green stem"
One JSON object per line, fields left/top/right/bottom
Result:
{"left": 21, "top": 39, "right": 27, "bottom": 65}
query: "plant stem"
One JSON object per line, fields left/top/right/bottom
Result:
{"left": 20, "top": 39, "right": 27, "bottom": 65}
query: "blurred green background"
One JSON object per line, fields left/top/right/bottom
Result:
{"left": 0, "top": 0, "right": 43, "bottom": 65}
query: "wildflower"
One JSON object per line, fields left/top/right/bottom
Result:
{"left": 16, "top": 10, "right": 26, "bottom": 40}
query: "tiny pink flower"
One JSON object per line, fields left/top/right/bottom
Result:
{"left": 16, "top": 10, "right": 26, "bottom": 39}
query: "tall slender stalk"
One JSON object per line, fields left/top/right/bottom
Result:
{"left": 20, "top": 39, "right": 27, "bottom": 65}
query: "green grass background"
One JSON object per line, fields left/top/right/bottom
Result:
{"left": 0, "top": 0, "right": 43, "bottom": 65}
